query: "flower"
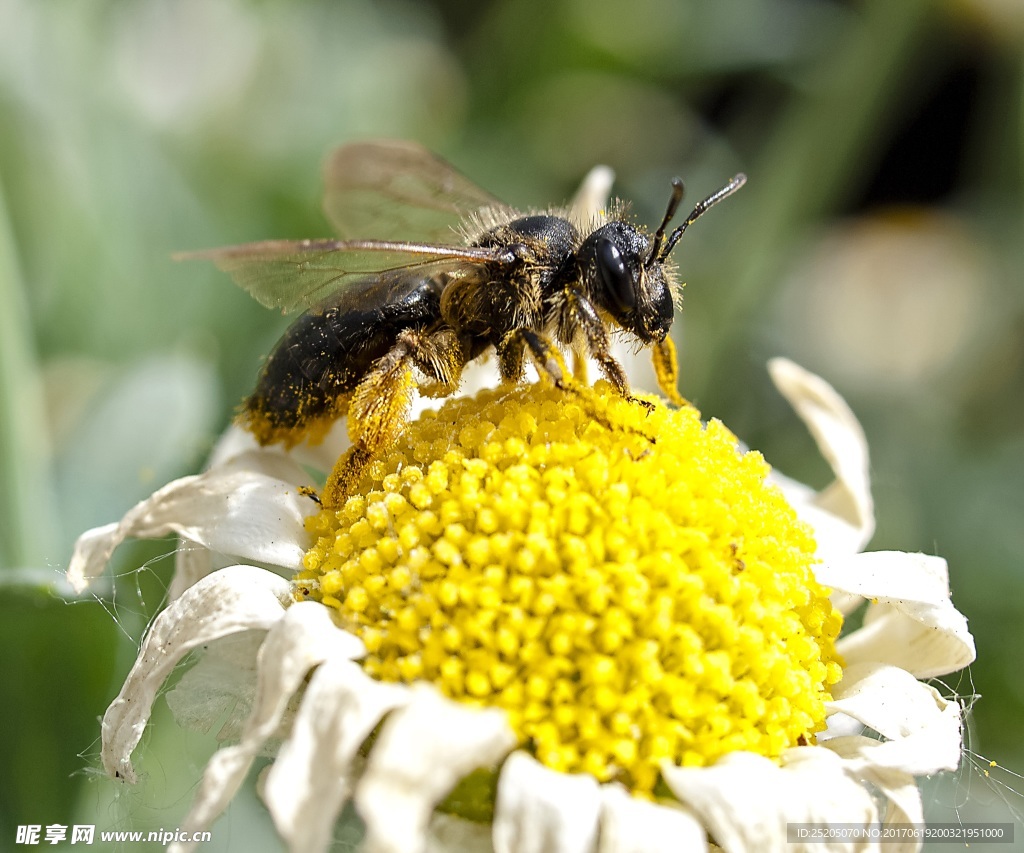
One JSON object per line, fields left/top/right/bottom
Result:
{"left": 298, "top": 380, "right": 843, "bottom": 796}
{"left": 68, "top": 358, "right": 975, "bottom": 853}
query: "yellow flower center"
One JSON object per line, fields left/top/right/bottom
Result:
{"left": 295, "top": 381, "right": 843, "bottom": 796}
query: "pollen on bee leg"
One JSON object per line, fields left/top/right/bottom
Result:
{"left": 571, "top": 345, "right": 590, "bottom": 384}
{"left": 348, "top": 347, "right": 418, "bottom": 451}
{"left": 404, "top": 327, "right": 465, "bottom": 399}
{"left": 323, "top": 447, "right": 374, "bottom": 509}
{"left": 322, "top": 347, "right": 419, "bottom": 508}
{"left": 651, "top": 337, "right": 686, "bottom": 407}
{"left": 518, "top": 329, "right": 570, "bottom": 388}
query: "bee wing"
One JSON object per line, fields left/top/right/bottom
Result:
{"left": 322, "top": 139, "right": 512, "bottom": 241}
{"left": 175, "top": 238, "right": 510, "bottom": 314}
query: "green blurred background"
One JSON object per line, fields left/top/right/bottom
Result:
{"left": 1, "top": 0, "right": 1022, "bottom": 849}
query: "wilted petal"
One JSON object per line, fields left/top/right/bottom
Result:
{"left": 877, "top": 767, "right": 924, "bottom": 823}
{"left": 871, "top": 769, "right": 925, "bottom": 853}
{"left": 827, "top": 661, "right": 963, "bottom": 775}
{"left": 663, "top": 748, "right": 877, "bottom": 852}
{"left": 68, "top": 449, "right": 316, "bottom": 593}
{"left": 167, "top": 429, "right": 261, "bottom": 600}
{"left": 493, "top": 752, "right": 601, "bottom": 853}
{"left": 819, "top": 551, "right": 976, "bottom": 677}
{"left": 169, "top": 432, "right": 259, "bottom": 600}
{"left": 824, "top": 736, "right": 924, "bottom": 853}
{"left": 170, "top": 602, "right": 363, "bottom": 852}
{"left": 165, "top": 630, "right": 264, "bottom": 740}
{"left": 767, "top": 358, "right": 874, "bottom": 559}
{"left": 599, "top": 784, "right": 707, "bottom": 853}
{"left": 67, "top": 522, "right": 120, "bottom": 594}
{"left": 169, "top": 538, "right": 232, "bottom": 601}
{"left": 357, "top": 684, "right": 517, "bottom": 853}
{"left": 101, "top": 565, "right": 291, "bottom": 783}
{"left": 263, "top": 659, "right": 410, "bottom": 853}
{"left": 822, "top": 708, "right": 963, "bottom": 779}
{"left": 872, "top": 764, "right": 924, "bottom": 837}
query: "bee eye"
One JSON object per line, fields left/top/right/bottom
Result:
{"left": 596, "top": 238, "right": 636, "bottom": 312}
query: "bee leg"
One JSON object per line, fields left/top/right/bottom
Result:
{"left": 497, "top": 332, "right": 526, "bottom": 384}
{"left": 563, "top": 289, "right": 654, "bottom": 411}
{"left": 651, "top": 337, "right": 687, "bottom": 406}
{"left": 564, "top": 290, "right": 628, "bottom": 393}
{"left": 409, "top": 328, "right": 464, "bottom": 398}
{"left": 568, "top": 290, "right": 656, "bottom": 413}
{"left": 324, "top": 447, "right": 375, "bottom": 508}
{"left": 498, "top": 329, "right": 568, "bottom": 388}
{"left": 321, "top": 340, "right": 419, "bottom": 508}
{"left": 508, "top": 324, "right": 658, "bottom": 444}
{"left": 571, "top": 345, "right": 590, "bottom": 383}
{"left": 322, "top": 329, "right": 464, "bottom": 508}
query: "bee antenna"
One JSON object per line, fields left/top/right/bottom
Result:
{"left": 658, "top": 173, "right": 747, "bottom": 262}
{"left": 646, "top": 178, "right": 685, "bottom": 268}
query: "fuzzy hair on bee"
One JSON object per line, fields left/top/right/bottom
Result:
{"left": 177, "top": 140, "right": 745, "bottom": 506}
{"left": 458, "top": 197, "right": 684, "bottom": 355}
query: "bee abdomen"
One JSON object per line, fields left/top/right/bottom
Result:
{"left": 242, "top": 283, "right": 441, "bottom": 448}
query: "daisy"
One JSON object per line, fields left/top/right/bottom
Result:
{"left": 68, "top": 357, "right": 975, "bottom": 853}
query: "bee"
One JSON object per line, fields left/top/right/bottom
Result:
{"left": 180, "top": 140, "right": 745, "bottom": 506}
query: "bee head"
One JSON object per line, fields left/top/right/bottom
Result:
{"left": 583, "top": 173, "right": 747, "bottom": 346}
{"left": 580, "top": 220, "right": 672, "bottom": 344}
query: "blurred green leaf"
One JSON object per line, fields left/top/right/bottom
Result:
{"left": 0, "top": 587, "right": 119, "bottom": 841}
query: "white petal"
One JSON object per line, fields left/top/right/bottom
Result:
{"left": 66, "top": 522, "right": 119, "bottom": 594}
{"left": 207, "top": 421, "right": 350, "bottom": 478}
{"left": 826, "top": 661, "right": 964, "bottom": 774}
{"left": 823, "top": 737, "right": 924, "bottom": 853}
{"left": 205, "top": 423, "right": 264, "bottom": 468}
{"left": 170, "top": 537, "right": 237, "bottom": 601}
{"left": 569, "top": 165, "right": 615, "bottom": 222}
{"left": 101, "top": 565, "right": 291, "bottom": 783}
{"left": 662, "top": 748, "right": 877, "bottom": 853}
{"left": 819, "top": 551, "right": 976, "bottom": 677}
{"left": 357, "top": 684, "right": 517, "bottom": 853}
{"left": 822, "top": 703, "right": 963, "bottom": 778}
{"left": 164, "top": 629, "right": 264, "bottom": 738}
{"left": 263, "top": 659, "right": 410, "bottom": 853}
{"left": 167, "top": 428, "right": 261, "bottom": 601}
{"left": 872, "top": 770, "right": 924, "bottom": 853}
{"left": 599, "top": 783, "right": 707, "bottom": 853}
{"left": 493, "top": 752, "right": 601, "bottom": 853}
{"left": 767, "top": 358, "right": 874, "bottom": 558}
{"left": 864, "top": 767, "right": 923, "bottom": 853}
{"left": 170, "top": 602, "right": 363, "bottom": 852}
{"left": 856, "top": 602, "right": 974, "bottom": 679}
{"left": 67, "top": 449, "right": 317, "bottom": 593}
